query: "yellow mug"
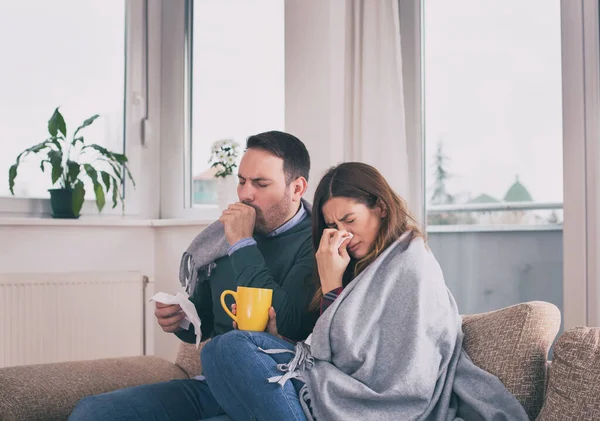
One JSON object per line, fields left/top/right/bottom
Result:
{"left": 220, "top": 286, "right": 273, "bottom": 331}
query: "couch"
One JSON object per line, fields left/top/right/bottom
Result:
{"left": 0, "top": 301, "right": 595, "bottom": 421}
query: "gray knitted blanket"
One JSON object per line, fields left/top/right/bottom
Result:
{"left": 179, "top": 220, "right": 229, "bottom": 296}
{"left": 268, "top": 232, "right": 529, "bottom": 421}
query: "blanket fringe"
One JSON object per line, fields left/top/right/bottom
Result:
{"left": 259, "top": 342, "right": 317, "bottom": 420}
{"left": 258, "top": 341, "right": 314, "bottom": 386}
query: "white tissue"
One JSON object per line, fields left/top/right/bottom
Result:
{"left": 150, "top": 292, "right": 202, "bottom": 348}
{"left": 337, "top": 233, "right": 354, "bottom": 249}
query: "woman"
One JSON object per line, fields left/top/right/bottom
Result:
{"left": 201, "top": 162, "right": 529, "bottom": 421}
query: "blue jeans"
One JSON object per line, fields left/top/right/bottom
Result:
{"left": 69, "top": 332, "right": 305, "bottom": 421}
{"left": 202, "top": 331, "right": 307, "bottom": 421}
{"left": 68, "top": 378, "right": 226, "bottom": 421}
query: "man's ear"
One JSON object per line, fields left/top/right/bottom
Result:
{"left": 291, "top": 177, "right": 308, "bottom": 202}
{"left": 376, "top": 198, "right": 388, "bottom": 218}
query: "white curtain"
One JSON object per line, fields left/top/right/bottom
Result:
{"left": 343, "top": 0, "right": 412, "bottom": 206}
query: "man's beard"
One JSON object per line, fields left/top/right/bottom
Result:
{"left": 245, "top": 191, "right": 293, "bottom": 235}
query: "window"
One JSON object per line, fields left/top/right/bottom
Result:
{"left": 0, "top": 1, "right": 126, "bottom": 199}
{"left": 190, "top": 0, "right": 284, "bottom": 206}
{"left": 423, "top": 0, "right": 564, "bottom": 317}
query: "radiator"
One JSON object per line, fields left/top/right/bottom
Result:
{"left": 0, "top": 271, "right": 145, "bottom": 368}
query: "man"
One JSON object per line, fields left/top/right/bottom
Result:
{"left": 69, "top": 131, "right": 316, "bottom": 421}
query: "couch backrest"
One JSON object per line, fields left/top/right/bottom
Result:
{"left": 176, "top": 301, "right": 561, "bottom": 419}
{"left": 462, "top": 301, "right": 561, "bottom": 420}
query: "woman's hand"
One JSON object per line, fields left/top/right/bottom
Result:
{"left": 231, "top": 304, "right": 279, "bottom": 337}
{"left": 316, "top": 229, "right": 352, "bottom": 294}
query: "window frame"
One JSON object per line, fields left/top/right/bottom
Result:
{"left": 0, "top": 0, "right": 148, "bottom": 218}
{"left": 561, "top": 0, "right": 600, "bottom": 328}
{"left": 160, "top": 0, "right": 288, "bottom": 220}
{"left": 160, "top": 0, "right": 219, "bottom": 220}
{"left": 418, "top": 0, "right": 599, "bottom": 329}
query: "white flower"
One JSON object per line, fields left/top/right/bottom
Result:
{"left": 210, "top": 139, "right": 239, "bottom": 168}
{"left": 211, "top": 139, "right": 226, "bottom": 152}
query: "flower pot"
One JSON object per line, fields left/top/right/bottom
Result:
{"left": 217, "top": 176, "right": 238, "bottom": 211}
{"left": 48, "top": 188, "right": 80, "bottom": 219}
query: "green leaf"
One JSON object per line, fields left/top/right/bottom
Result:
{"left": 94, "top": 182, "right": 106, "bottom": 212}
{"left": 123, "top": 163, "right": 136, "bottom": 187}
{"left": 83, "top": 144, "right": 127, "bottom": 165}
{"left": 66, "top": 160, "right": 81, "bottom": 186}
{"left": 10, "top": 139, "right": 55, "bottom": 194}
{"left": 47, "top": 149, "right": 63, "bottom": 185}
{"left": 106, "top": 160, "right": 123, "bottom": 183}
{"left": 50, "top": 137, "right": 62, "bottom": 151}
{"left": 82, "top": 143, "right": 110, "bottom": 156}
{"left": 82, "top": 143, "right": 135, "bottom": 188}
{"left": 83, "top": 163, "right": 99, "bottom": 184}
{"left": 40, "top": 160, "right": 47, "bottom": 173}
{"left": 111, "top": 153, "right": 128, "bottom": 164}
{"left": 48, "top": 107, "right": 67, "bottom": 137}
{"left": 72, "top": 114, "right": 100, "bottom": 143}
{"left": 100, "top": 171, "right": 111, "bottom": 192}
{"left": 83, "top": 164, "right": 105, "bottom": 212}
{"left": 15, "top": 140, "right": 52, "bottom": 164}
{"left": 72, "top": 180, "right": 85, "bottom": 216}
{"left": 8, "top": 164, "right": 18, "bottom": 195}
{"left": 111, "top": 177, "right": 119, "bottom": 208}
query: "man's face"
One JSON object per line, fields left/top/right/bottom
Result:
{"left": 237, "top": 148, "right": 295, "bottom": 234}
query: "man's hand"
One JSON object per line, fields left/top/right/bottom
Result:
{"left": 155, "top": 302, "right": 184, "bottom": 333}
{"left": 219, "top": 202, "right": 256, "bottom": 246}
{"left": 231, "top": 304, "right": 279, "bottom": 337}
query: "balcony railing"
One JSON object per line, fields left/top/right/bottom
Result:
{"left": 427, "top": 201, "right": 563, "bottom": 213}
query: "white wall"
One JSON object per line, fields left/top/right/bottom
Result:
{"left": 0, "top": 221, "right": 207, "bottom": 364}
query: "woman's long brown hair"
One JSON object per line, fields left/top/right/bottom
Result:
{"left": 309, "top": 162, "right": 425, "bottom": 310}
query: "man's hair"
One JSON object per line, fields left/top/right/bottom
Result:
{"left": 246, "top": 131, "right": 310, "bottom": 183}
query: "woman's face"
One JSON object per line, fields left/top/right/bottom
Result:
{"left": 321, "top": 197, "right": 385, "bottom": 259}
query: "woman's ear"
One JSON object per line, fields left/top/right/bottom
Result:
{"left": 376, "top": 198, "right": 388, "bottom": 218}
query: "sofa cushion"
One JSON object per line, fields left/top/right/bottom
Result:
{"left": 0, "top": 356, "right": 188, "bottom": 421}
{"left": 175, "top": 341, "right": 206, "bottom": 378}
{"left": 461, "top": 301, "right": 561, "bottom": 420}
{"left": 537, "top": 327, "right": 600, "bottom": 420}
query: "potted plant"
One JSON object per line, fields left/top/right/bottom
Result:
{"left": 208, "top": 139, "right": 240, "bottom": 210}
{"left": 8, "top": 107, "right": 135, "bottom": 218}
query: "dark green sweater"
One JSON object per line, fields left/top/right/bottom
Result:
{"left": 176, "top": 215, "right": 317, "bottom": 343}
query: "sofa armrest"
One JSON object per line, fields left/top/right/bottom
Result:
{"left": 0, "top": 355, "right": 189, "bottom": 421}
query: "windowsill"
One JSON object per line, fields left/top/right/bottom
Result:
{"left": 0, "top": 217, "right": 216, "bottom": 228}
